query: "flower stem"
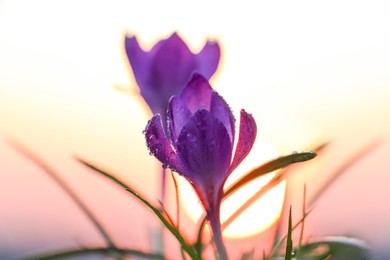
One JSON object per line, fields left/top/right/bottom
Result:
{"left": 209, "top": 209, "right": 228, "bottom": 260}
{"left": 154, "top": 167, "right": 167, "bottom": 255}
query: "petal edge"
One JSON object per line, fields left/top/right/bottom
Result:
{"left": 195, "top": 40, "right": 221, "bottom": 79}
{"left": 228, "top": 109, "right": 257, "bottom": 174}
{"left": 144, "top": 115, "right": 184, "bottom": 173}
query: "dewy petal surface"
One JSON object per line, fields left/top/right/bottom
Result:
{"left": 144, "top": 114, "right": 184, "bottom": 172}
{"left": 176, "top": 109, "right": 232, "bottom": 185}
{"left": 124, "top": 35, "right": 148, "bottom": 89}
{"left": 195, "top": 41, "right": 221, "bottom": 79}
{"left": 180, "top": 73, "right": 212, "bottom": 113}
{"left": 167, "top": 96, "right": 192, "bottom": 145}
{"left": 210, "top": 91, "right": 235, "bottom": 143}
{"left": 228, "top": 109, "right": 257, "bottom": 174}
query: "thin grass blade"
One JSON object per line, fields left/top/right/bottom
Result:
{"left": 78, "top": 158, "right": 199, "bottom": 259}
{"left": 268, "top": 208, "right": 313, "bottom": 259}
{"left": 25, "top": 247, "right": 164, "bottom": 260}
{"left": 308, "top": 139, "right": 382, "bottom": 207}
{"left": 224, "top": 152, "right": 317, "bottom": 198}
{"left": 8, "top": 141, "right": 118, "bottom": 257}
{"left": 285, "top": 206, "right": 293, "bottom": 260}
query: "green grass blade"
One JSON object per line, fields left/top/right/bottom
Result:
{"left": 25, "top": 247, "right": 164, "bottom": 260}
{"left": 221, "top": 151, "right": 315, "bottom": 230}
{"left": 308, "top": 139, "right": 382, "bottom": 207}
{"left": 194, "top": 216, "right": 208, "bottom": 255}
{"left": 224, "top": 152, "right": 317, "bottom": 198}
{"left": 269, "top": 208, "right": 313, "bottom": 259}
{"left": 125, "top": 188, "right": 198, "bottom": 259}
{"left": 78, "top": 158, "right": 199, "bottom": 259}
{"left": 8, "top": 141, "right": 118, "bottom": 258}
{"left": 77, "top": 158, "right": 133, "bottom": 190}
{"left": 285, "top": 206, "right": 293, "bottom": 260}
{"left": 222, "top": 172, "right": 285, "bottom": 230}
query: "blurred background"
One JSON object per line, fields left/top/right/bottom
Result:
{"left": 0, "top": 0, "right": 389, "bottom": 259}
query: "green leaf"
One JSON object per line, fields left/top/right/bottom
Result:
{"left": 285, "top": 206, "right": 293, "bottom": 260}
{"left": 297, "top": 236, "right": 371, "bottom": 259}
{"left": 224, "top": 152, "right": 317, "bottom": 198}
{"left": 78, "top": 158, "right": 200, "bottom": 260}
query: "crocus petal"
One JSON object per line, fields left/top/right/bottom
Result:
{"left": 180, "top": 73, "right": 212, "bottom": 113}
{"left": 210, "top": 91, "right": 235, "bottom": 143}
{"left": 176, "top": 109, "right": 232, "bottom": 183}
{"left": 144, "top": 114, "right": 184, "bottom": 172}
{"left": 167, "top": 96, "right": 192, "bottom": 145}
{"left": 149, "top": 33, "right": 196, "bottom": 94}
{"left": 176, "top": 109, "right": 232, "bottom": 210}
{"left": 228, "top": 109, "right": 257, "bottom": 174}
{"left": 195, "top": 41, "right": 221, "bottom": 79}
{"left": 124, "top": 35, "right": 148, "bottom": 89}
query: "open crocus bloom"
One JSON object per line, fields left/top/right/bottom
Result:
{"left": 125, "top": 32, "right": 220, "bottom": 120}
{"left": 144, "top": 73, "right": 257, "bottom": 257}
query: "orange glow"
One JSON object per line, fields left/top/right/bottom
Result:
{"left": 179, "top": 140, "right": 286, "bottom": 238}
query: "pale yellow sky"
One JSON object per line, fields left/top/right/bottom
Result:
{"left": 1, "top": 0, "right": 390, "bottom": 258}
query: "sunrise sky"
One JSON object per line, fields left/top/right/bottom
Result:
{"left": 1, "top": 0, "right": 390, "bottom": 258}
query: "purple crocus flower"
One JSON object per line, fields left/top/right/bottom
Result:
{"left": 144, "top": 73, "right": 257, "bottom": 259}
{"left": 125, "top": 32, "right": 220, "bottom": 121}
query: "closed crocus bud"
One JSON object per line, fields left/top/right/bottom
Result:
{"left": 144, "top": 73, "right": 257, "bottom": 259}
{"left": 125, "top": 32, "right": 221, "bottom": 122}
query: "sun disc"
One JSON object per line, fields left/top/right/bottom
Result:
{"left": 178, "top": 139, "right": 286, "bottom": 238}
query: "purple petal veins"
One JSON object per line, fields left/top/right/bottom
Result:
{"left": 179, "top": 73, "right": 212, "bottom": 112}
{"left": 167, "top": 96, "right": 192, "bottom": 145}
{"left": 176, "top": 109, "right": 232, "bottom": 182}
{"left": 210, "top": 91, "right": 235, "bottom": 143}
{"left": 175, "top": 109, "right": 232, "bottom": 209}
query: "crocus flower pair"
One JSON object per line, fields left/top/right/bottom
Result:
{"left": 125, "top": 33, "right": 257, "bottom": 259}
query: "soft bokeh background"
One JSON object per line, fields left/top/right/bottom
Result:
{"left": 1, "top": 0, "right": 390, "bottom": 259}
